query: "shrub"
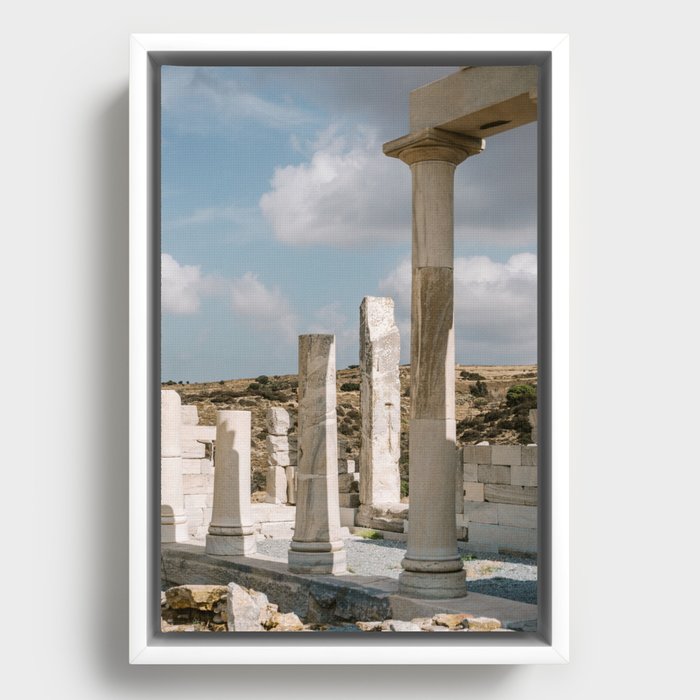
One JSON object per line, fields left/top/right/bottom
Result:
{"left": 473, "top": 397, "right": 487, "bottom": 407}
{"left": 356, "top": 528, "right": 382, "bottom": 540}
{"left": 347, "top": 364, "right": 359, "bottom": 369}
{"left": 506, "top": 384, "right": 537, "bottom": 407}
{"left": 400, "top": 479, "right": 409, "bottom": 498}
{"left": 340, "top": 382, "right": 360, "bottom": 392}
{"left": 218, "top": 380, "right": 224, "bottom": 385}
{"left": 460, "top": 370, "right": 485, "bottom": 381}
{"left": 248, "top": 382, "right": 261, "bottom": 391}
{"left": 469, "top": 380, "right": 489, "bottom": 398}
{"left": 255, "top": 375, "right": 269, "bottom": 385}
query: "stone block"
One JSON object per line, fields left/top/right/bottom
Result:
{"left": 266, "top": 407, "right": 295, "bottom": 435}
{"left": 467, "top": 522, "right": 537, "bottom": 554}
{"left": 463, "top": 501, "right": 499, "bottom": 525}
{"left": 463, "top": 482, "right": 485, "bottom": 502}
{"left": 484, "top": 484, "right": 537, "bottom": 506}
{"left": 338, "top": 473, "right": 360, "bottom": 493}
{"left": 339, "top": 506, "right": 358, "bottom": 528}
{"left": 265, "top": 434, "right": 292, "bottom": 467}
{"left": 497, "top": 504, "right": 537, "bottom": 529}
{"left": 182, "top": 473, "right": 213, "bottom": 493}
{"left": 181, "top": 458, "right": 202, "bottom": 475}
{"left": 184, "top": 494, "right": 207, "bottom": 509}
{"left": 477, "top": 464, "right": 511, "bottom": 485}
{"left": 338, "top": 459, "right": 356, "bottom": 474}
{"left": 265, "top": 466, "right": 288, "bottom": 504}
{"left": 180, "top": 405, "right": 199, "bottom": 426}
{"left": 491, "top": 445, "right": 522, "bottom": 466}
{"left": 184, "top": 508, "right": 205, "bottom": 526}
{"left": 200, "top": 459, "right": 214, "bottom": 476}
{"left": 529, "top": 409, "right": 538, "bottom": 444}
{"left": 511, "top": 465, "right": 537, "bottom": 487}
{"left": 338, "top": 493, "right": 360, "bottom": 508}
{"left": 286, "top": 466, "right": 296, "bottom": 505}
{"left": 463, "top": 462, "right": 479, "bottom": 482}
{"left": 521, "top": 445, "right": 538, "bottom": 467}
{"left": 181, "top": 440, "right": 206, "bottom": 459}
{"left": 463, "top": 444, "right": 492, "bottom": 465}
{"left": 455, "top": 453, "right": 463, "bottom": 513}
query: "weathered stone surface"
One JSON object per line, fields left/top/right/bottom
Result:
{"left": 166, "top": 585, "right": 228, "bottom": 611}
{"left": 463, "top": 444, "right": 491, "bottom": 464}
{"left": 478, "top": 464, "right": 512, "bottom": 485}
{"left": 468, "top": 522, "right": 537, "bottom": 553}
{"left": 356, "top": 620, "right": 383, "bottom": 632}
{"left": 161, "top": 390, "right": 182, "bottom": 458}
{"left": 359, "top": 296, "right": 401, "bottom": 505}
{"left": 463, "top": 501, "right": 499, "bottom": 525}
{"left": 206, "top": 411, "right": 256, "bottom": 556}
{"left": 265, "top": 465, "right": 288, "bottom": 505}
{"left": 338, "top": 458, "right": 356, "bottom": 474}
{"left": 410, "top": 268, "right": 455, "bottom": 420}
{"left": 266, "top": 407, "right": 295, "bottom": 436}
{"left": 338, "top": 473, "right": 360, "bottom": 493}
{"left": 266, "top": 611, "right": 304, "bottom": 632}
{"left": 491, "top": 445, "right": 522, "bottom": 466}
{"left": 410, "top": 617, "right": 435, "bottom": 630}
{"left": 289, "top": 335, "right": 346, "bottom": 574}
{"left": 463, "top": 462, "right": 479, "bottom": 482}
{"left": 484, "top": 484, "right": 537, "bottom": 506}
{"left": 338, "top": 493, "right": 360, "bottom": 508}
{"left": 522, "top": 444, "right": 538, "bottom": 467}
{"left": 464, "top": 616, "right": 501, "bottom": 631}
{"left": 496, "top": 504, "right": 537, "bottom": 529}
{"left": 181, "top": 404, "right": 199, "bottom": 426}
{"left": 511, "top": 465, "right": 537, "bottom": 487}
{"left": 529, "top": 409, "right": 538, "bottom": 444}
{"left": 286, "top": 466, "right": 296, "bottom": 505}
{"left": 434, "top": 613, "right": 474, "bottom": 629}
{"left": 381, "top": 619, "right": 422, "bottom": 632}
{"left": 356, "top": 504, "right": 408, "bottom": 532}
{"left": 265, "top": 435, "right": 292, "bottom": 467}
{"left": 226, "top": 582, "right": 269, "bottom": 632}
{"left": 463, "top": 482, "right": 485, "bottom": 502}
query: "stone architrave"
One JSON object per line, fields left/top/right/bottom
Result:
{"left": 384, "top": 128, "right": 483, "bottom": 599}
{"left": 359, "top": 296, "right": 401, "bottom": 506}
{"left": 161, "top": 390, "right": 188, "bottom": 543}
{"left": 288, "top": 335, "right": 346, "bottom": 574}
{"left": 205, "top": 410, "right": 256, "bottom": 556}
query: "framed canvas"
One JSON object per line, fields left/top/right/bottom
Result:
{"left": 129, "top": 33, "right": 569, "bottom": 664}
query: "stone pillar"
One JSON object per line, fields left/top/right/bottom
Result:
{"left": 288, "top": 335, "right": 346, "bottom": 574}
{"left": 206, "top": 410, "right": 256, "bottom": 555}
{"left": 384, "top": 128, "right": 483, "bottom": 598}
{"left": 265, "top": 407, "right": 296, "bottom": 505}
{"left": 161, "top": 390, "right": 188, "bottom": 543}
{"left": 359, "top": 296, "right": 401, "bottom": 506}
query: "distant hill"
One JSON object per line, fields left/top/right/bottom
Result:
{"left": 163, "top": 364, "right": 537, "bottom": 496}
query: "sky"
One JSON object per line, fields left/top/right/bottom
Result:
{"left": 161, "top": 66, "right": 537, "bottom": 382}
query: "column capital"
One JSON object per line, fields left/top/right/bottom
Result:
{"left": 383, "top": 127, "right": 484, "bottom": 166}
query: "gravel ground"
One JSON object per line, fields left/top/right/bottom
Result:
{"left": 255, "top": 536, "right": 537, "bottom": 604}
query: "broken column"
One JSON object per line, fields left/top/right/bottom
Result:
{"left": 205, "top": 410, "right": 256, "bottom": 556}
{"left": 384, "top": 128, "right": 483, "bottom": 598}
{"left": 359, "top": 296, "right": 401, "bottom": 506}
{"left": 288, "top": 334, "right": 346, "bottom": 574}
{"left": 265, "top": 407, "right": 297, "bottom": 505}
{"left": 161, "top": 390, "right": 188, "bottom": 543}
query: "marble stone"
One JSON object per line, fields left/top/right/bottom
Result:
{"left": 205, "top": 410, "right": 256, "bottom": 556}
{"left": 161, "top": 390, "right": 188, "bottom": 543}
{"left": 267, "top": 407, "right": 295, "bottom": 436}
{"left": 359, "top": 296, "right": 401, "bottom": 506}
{"left": 264, "top": 465, "right": 288, "bottom": 505}
{"left": 265, "top": 434, "right": 292, "bottom": 467}
{"left": 286, "top": 465, "right": 297, "bottom": 505}
{"left": 288, "top": 335, "right": 346, "bottom": 574}
{"left": 180, "top": 404, "right": 199, "bottom": 426}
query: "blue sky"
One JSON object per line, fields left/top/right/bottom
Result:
{"left": 161, "top": 66, "right": 537, "bottom": 382}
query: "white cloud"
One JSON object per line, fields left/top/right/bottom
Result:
{"left": 230, "top": 272, "right": 298, "bottom": 343}
{"left": 379, "top": 253, "right": 537, "bottom": 364}
{"left": 162, "top": 67, "right": 314, "bottom": 132}
{"left": 307, "top": 302, "right": 358, "bottom": 368}
{"left": 259, "top": 125, "right": 410, "bottom": 247}
{"left": 161, "top": 253, "right": 206, "bottom": 314}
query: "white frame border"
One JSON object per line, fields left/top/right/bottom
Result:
{"left": 129, "top": 33, "right": 569, "bottom": 665}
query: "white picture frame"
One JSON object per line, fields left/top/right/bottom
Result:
{"left": 129, "top": 32, "right": 569, "bottom": 665}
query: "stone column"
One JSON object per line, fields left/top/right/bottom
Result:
{"left": 359, "top": 296, "right": 401, "bottom": 506}
{"left": 384, "top": 128, "right": 483, "bottom": 598}
{"left": 206, "top": 410, "right": 256, "bottom": 555}
{"left": 288, "top": 334, "right": 346, "bottom": 574}
{"left": 161, "top": 390, "right": 188, "bottom": 543}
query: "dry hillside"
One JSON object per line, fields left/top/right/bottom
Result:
{"left": 163, "top": 364, "right": 537, "bottom": 496}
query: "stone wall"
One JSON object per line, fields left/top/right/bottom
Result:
{"left": 181, "top": 416, "right": 216, "bottom": 540}
{"left": 457, "top": 443, "right": 537, "bottom": 554}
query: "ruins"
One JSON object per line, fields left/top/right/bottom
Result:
{"left": 159, "top": 66, "right": 539, "bottom": 624}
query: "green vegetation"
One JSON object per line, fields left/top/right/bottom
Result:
{"left": 340, "top": 382, "right": 360, "bottom": 392}
{"left": 460, "top": 370, "right": 485, "bottom": 380}
{"left": 356, "top": 528, "right": 382, "bottom": 540}
{"left": 505, "top": 384, "right": 537, "bottom": 407}
{"left": 469, "top": 380, "right": 489, "bottom": 398}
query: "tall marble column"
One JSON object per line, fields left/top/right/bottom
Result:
{"left": 359, "top": 296, "right": 401, "bottom": 506}
{"left": 161, "top": 390, "right": 188, "bottom": 543}
{"left": 288, "top": 334, "right": 346, "bottom": 574}
{"left": 206, "top": 410, "right": 256, "bottom": 555}
{"left": 384, "top": 128, "right": 483, "bottom": 598}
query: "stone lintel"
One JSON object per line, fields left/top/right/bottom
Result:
{"left": 383, "top": 127, "right": 484, "bottom": 166}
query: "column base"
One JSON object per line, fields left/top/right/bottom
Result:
{"left": 161, "top": 518, "right": 189, "bottom": 544}
{"left": 288, "top": 547, "right": 347, "bottom": 575}
{"left": 205, "top": 533, "right": 257, "bottom": 556}
{"left": 398, "top": 568, "right": 467, "bottom": 599}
